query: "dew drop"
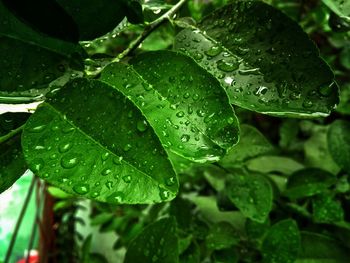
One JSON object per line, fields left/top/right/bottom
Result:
{"left": 107, "top": 192, "right": 124, "bottom": 203}
{"left": 181, "top": 134, "right": 190, "bottom": 143}
{"left": 122, "top": 175, "right": 132, "bottom": 183}
{"left": 137, "top": 120, "right": 148, "bottom": 132}
{"left": 32, "top": 158, "right": 44, "bottom": 172}
{"left": 205, "top": 46, "right": 222, "bottom": 57}
{"left": 28, "top": 125, "right": 46, "bottom": 133}
{"left": 176, "top": 111, "right": 185, "bottom": 118}
{"left": 61, "top": 154, "right": 79, "bottom": 169}
{"left": 123, "top": 144, "right": 132, "bottom": 152}
{"left": 216, "top": 59, "right": 239, "bottom": 72}
{"left": 73, "top": 183, "right": 89, "bottom": 195}
{"left": 58, "top": 142, "right": 72, "bottom": 153}
{"left": 101, "top": 168, "right": 112, "bottom": 176}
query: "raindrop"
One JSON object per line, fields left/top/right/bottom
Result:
{"left": 216, "top": 59, "right": 239, "bottom": 72}
{"left": 137, "top": 120, "right": 148, "bottom": 132}
{"left": 107, "top": 192, "right": 124, "bottom": 203}
{"left": 101, "top": 168, "right": 112, "bottom": 176}
{"left": 205, "top": 46, "right": 222, "bottom": 57}
{"left": 32, "top": 158, "right": 44, "bottom": 172}
{"left": 123, "top": 144, "right": 132, "bottom": 152}
{"left": 61, "top": 154, "right": 79, "bottom": 169}
{"left": 58, "top": 142, "right": 72, "bottom": 153}
{"left": 28, "top": 125, "right": 46, "bottom": 133}
{"left": 73, "top": 183, "right": 89, "bottom": 195}
{"left": 122, "top": 175, "right": 132, "bottom": 183}
{"left": 176, "top": 111, "right": 185, "bottom": 118}
{"left": 181, "top": 134, "right": 190, "bottom": 143}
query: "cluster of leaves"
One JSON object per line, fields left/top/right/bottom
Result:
{"left": 1, "top": 0, "right": 350, "bottom": 262}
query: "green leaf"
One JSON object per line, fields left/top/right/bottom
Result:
{"left": 180, "top": 242, "right": 200, "bottom": 263}
{"left": 327, "top": 120, "right": 350, "bottom": 173}
{"left": 246, "top": 156, "right": 304, "bottom": 175}
{"left": 100, "top": 51, "right": 239, "bottom": 163}
{"left": 262, "top": 219, "right": 300, "bottom": 263}
{"left": 124, "top": 217, "right": 179, "bottom": 263}
{"left": 312, "top": 194, "right": 344, "bottom": 223}
{"left": 205, "top": 222, "right": 239, "bottom": 250}
{"left": 56, "top": 0, "right": 132, "bottom": 40}
{"left": 245, "top": 218, "right": 270, "bottom": 241}
{"left": 47, "top": 186, "right": 73, "bottom": 199}
{"left": 90, "top": 213, "right": 115, "bottom": 226}
{"left": 219, "top": 124, "right": 274, "bottom": 167}
{"left": 296, "top": 232, "right": 350, "bottom": 263}
{"left": 0, "top": 113, "right": 29, "bottom": 194}
{"left": 0, "top": 134, "right": 27, "bottom": 194}
{"left": 21, "top": 78, "right": 178, "bottom": 204}
{"left": 174, "top": 1, "right": 339, "bottom": 117}
{"left": 284, "top": 168, "right": 337, "bottom": 199}
{"left": 336, "top": 83, "right": 350, "bottom": 115}
{"left": 304, "top": 124, "right": 340, "bottom": 174}
{"left": 323, "top": 0, "right": 350, "bottom": 23}
{"left": 0, "top": 2, "right": 84, "bottom": 100}
{"left": 226, "top": 173, "right": 273, "bottom": 223}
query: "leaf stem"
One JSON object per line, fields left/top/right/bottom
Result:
{"left": 0, "top": 123, "right": 25, "bottom": 144}
{"left": 112, "top": 0, "right": 187, "bottom": 63}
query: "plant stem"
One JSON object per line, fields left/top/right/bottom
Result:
{"left": 112, "top": 0, "right": 187, "bottom": 63}
{"left": 0, "top": 123, "right": 25, "bottom": 144}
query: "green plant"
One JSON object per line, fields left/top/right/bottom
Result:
{"left": 1, "top": 0, "right": 350, "bottom": 262}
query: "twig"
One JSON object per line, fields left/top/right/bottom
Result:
{"left": 112, "top": 0, "right": 187, "bottom": 62}
{"left": 0, "top": 123, "right": 25, "bottom": 144}
{"left": 4, "top": 175, "right": 36, "bottom": 263}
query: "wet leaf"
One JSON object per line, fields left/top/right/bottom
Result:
{"left": 284, "top": 168, "right": 337, "bottom": 199}
{"left": 312, "top": 194, "right": 344, "bottom": 223}
{"left": 296, "top": 232, "right": 350, "bottom": 263}
{"left": 124, "top": 217, "right": 179, "bottom": 263}
{"left": 226, "top": 173, "right": 273, "bottom": 223}
{"left": 262, "top": 219, "right": 300, "bottom": 263}
{"left": 205, "top": 222, "right": 239, "bottom": 250}
{"left": 327, "top": 120, "right": 350, "bottom": 173}
{"left": 174, "top": 1, "right": 339, "bottom": 117}
{"left": 323, "top": 0, "right": 350, "bottom": 24}
{"left": 100, "top": 51, "right": 239, "bottom": 163}
{"left": 219, "top": 124, "right": 274, "bottom": 167}
{"left": 22, "top": 78, "right": 178, "bottom": 204}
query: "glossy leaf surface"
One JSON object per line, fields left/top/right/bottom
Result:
{"left": 205, "top": 222, "right": 239, "bottom": 250}
{"left": 226, "top": 173, "right": 273, "bottom": 223}
{"left": 124, "top": 217, "right": 179, "bottom": 263}
{"left": 284, "top": 168, "right": 336, "bottom": 199}
{"left": 323, "top": 0, "right": 350, "bottom": 23}
{"left": 296, "top": 232, "right": 350, "bottom": 263}
{"left": 219, "top": 124, "right": 273, "bottom": 167}
{"left": 262, "top": 219, "right": 300, "bottom": 263}
{"left": 327, "top": 120, "right": 350, "bottom": 173}
{"left": 100, "top": 51, "right": 239, "bottom": 163}
{"left": 22, "top": 78, "right": 178, "bottom": 204}
{"left": 312, "top": 194, "right": 344, "bottom": 223}
{"left": 174, "top": 1, "right": 339, "bottom": 117}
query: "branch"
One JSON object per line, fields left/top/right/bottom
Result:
{"left": 0, "top": 123, "right": 25, "bottom": 144}
{"left": 112, "top": 0, "right": 187, "bottom": 62}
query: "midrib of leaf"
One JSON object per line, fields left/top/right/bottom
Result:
{"left": 105, "top": 64, "right": 228, "bottom": 159}
{"left": 44, "top": 102, "right": 162, "bottom": 185}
